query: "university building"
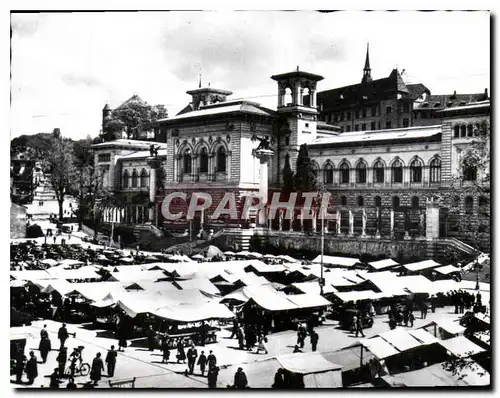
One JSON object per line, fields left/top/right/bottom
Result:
{"left": 91, "top": 52, "right": 490, "bottom": 249}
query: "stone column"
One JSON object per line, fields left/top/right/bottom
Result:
{"left": 278, "top": 210, "right": 283, "bottom": 231}
{"left": 425, "top": 199, "right": 440, "bottom": 239}
{"left": 147, "top": 157, "right": 161, "bottom": 225}
{"left": 289, "top": 213, "right": 294, "bottom": 231}
{"left": 390, "top": 210, "right": 395, "bottom": 238}
{"left": 311, "top": 209, "right": 317, "bottom": 232}
{"left": 361, "top": 208, "right": 367, "bottom": 237}
{"left": 404, "top": 209, "right": 411, "bottom": 240}
{"left": 336, "top": 211, "right": 341, "bottom": 235}
{"left": 348, "top": 209, "right": 354, "bottom": 236}
{"left": 255, "top": 149, "right": 274, "bottom": 227}
{"left": 375, "top": 207, "right": 381, "bottom": 238}
{"left": 300, "top": 211, "right": 304, "bottom": 232}
{"left": 135, "top": 206, "right": 140, "bottom": 224}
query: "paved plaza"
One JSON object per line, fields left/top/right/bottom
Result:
{"left": 12, "top": 307, "right": 463, "bottom": 389}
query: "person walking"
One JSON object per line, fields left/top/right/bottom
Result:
{"left": 25, "top": 351, "right": 38, "bottom": 385}
{"left": 296, "top": 323, "right": 306, "bottom": 349}
{"left": 161, "top": 338, "right": 170, "bottom": 364}
{"left": 176, "top": 340, "right": 186, "bottom": 364}
{"left": 310, "top": 330, "right": 319, "bottom": 352}
{"left": 207, "top": 366, "right": 219, "bottom": 388}
{"left": 272, "top": 368, "right": 286, "bottom": 388}
{"left": 49, "top": 368, "right": 60, "bottom": 388}
{"left": 421, "top": 302, "right": 428, "bottom": 320}
{"left": 90, "top": 352, "right": 104, "bottom": 386}
{"left": 15, "top": 352, "right": 26, "bottom": 384}
{"left": 229, "top": 318, "right": 238, "bottom": 339}
{"left": 234, "top": 367, "right": 248, "bottom": 389}
{"left": 187, "top": 344, "right": 198, "bottom": 375}
{"left": 39, "top": 324, "right": 52, "bottom": 363}
{"left": 105, "top": 345, "right": 117, "bottom": 377}
{"left": 355, "top": 314, "right": 365, "bottom": 337}
{"left": 58, "top": 323, "right": 69, "bottom": 350}
{"left": 207, "top": 350, "right": 217, "bottom": 369}
{"left": 237, "top": 327, "right": 245, "bottom": 350}
{"left": 147, "top": 325, "right": 156, "bottom": 351}
{"left": 56, "top": 347, "right": 67, "bottom": 378}
{"left": 409, "top": 312, "right": 415, "bottom": 327}
{"left": 255, "top": 334, "right": 268, "bottom": 355}
{"left": 197, "top": 351, "right": 207, "bottom": 376}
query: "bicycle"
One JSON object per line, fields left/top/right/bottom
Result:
{"left": 65, "top": 346, "right": 90, "bottom": 377}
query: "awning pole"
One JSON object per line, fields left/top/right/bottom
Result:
{"left": 360, "top": 344, "right": 364, "bottom": 368}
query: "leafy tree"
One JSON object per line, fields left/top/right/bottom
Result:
{"left": 46, "top": 131, "right": 77, "bottom": 220}
{"left": 101, "top": 96, "right": 168, "bottom": 141}
{"left": 294, "top": 144, "right": 317, "bottom": 194}
{"left": 282, "top": 153, "right": 295, "bottom": 193}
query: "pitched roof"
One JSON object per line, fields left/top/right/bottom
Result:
{"left": 116, "top": 94, "right": 148, "bottom": 109}
{"left": 317, "top": 68, "right": 409, "bottom": 111}
{"left": 414, "top": 92, "right": 487, "bottom": 111}
{"left": 406, "top": 83, "right": 430, "bottom": 100}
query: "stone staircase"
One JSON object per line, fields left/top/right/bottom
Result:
{"left": 26, "top": 176, "right": 77, "bottom": 221}
{"left": 441, "top": 237, "right": 480, "bottom": 256}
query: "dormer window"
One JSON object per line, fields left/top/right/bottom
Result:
{"left": 434, "top": 102, "right": 441, "bottom": 108}
{"left": 422, "top": 102, "right": 429, "bottom": 108}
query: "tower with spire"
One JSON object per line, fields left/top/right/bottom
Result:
{"left": 361, "top": 43, "right": 372, "bottom": 84}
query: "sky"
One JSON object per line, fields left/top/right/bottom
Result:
{"left": 10, "top": 10, "right": 491, "bottom": 140}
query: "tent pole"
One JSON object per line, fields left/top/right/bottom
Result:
{"left": 360, "top": 345, "right": 364, "bottom": 368}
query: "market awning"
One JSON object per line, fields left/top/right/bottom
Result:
{"left": 312, "top": 255, "right": 360, "bottom": 268}
{"left": 286, "top": 293, "right": 332, "bottom": 309}
{"left": 378, "top": 328, "right": 423, "bottom": 352}
{"left": 334, "top": 290, "right": 388, "bottom": 302}
{"left": 396, "top": 275, "right": 433, "bottom": 294}
{"left": 40, "top": 259, "right": 58, "bottom": 267}
{"left": 403, "top": 260, "right": 441, "bottom": 272}
{"left": 276, "top": 352, "right": 342, "bottom": 374}
{"left": 292, "top": 282, "right": 338, "bottom": 295}
{"left": 175, "top": 278, "right": 221, "bottom": 295}
{"left": 353, "top": 337, "right": 400, "bottom": 359}
{"left": 435, "top": 265, "right": 461, "bottom": 275}
{"left": 437, "top": 336, "right": 486, "bottom": 357}
{"left": 420, "top": 320, "right": 466, "bottom": 336}
{"left": 368, "top": 259, "right": 400, "bottom": 270}
{"left": 152, "top": 301, "right": 234, "bottom": 322}
{"left": 407, "top": 329, "right": 439, "bottom": 345}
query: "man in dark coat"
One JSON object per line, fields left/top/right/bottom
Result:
{"left": 237, "top": 327, "right": 245, "bottom": 350}
{"left": 272, "top": 368, "right": 286, "bottom": 388}
{"left": 187, "top": 344, "right": 198, "bottom": 374}
{"left": 66, "top": 377, "right": 77, "bottom": 389}
{"left": 229, "top": 318, "right": 238, "bottom": 339}
{"left": 310, "top": 330, "right": 319, "bottom": 351}
{"left": 161, "top": 338, "right": 170, "bottom": 364}
{"left": 49, "top": 368, "right": 60, "bottom": 388}
{"left": 176, "top": 340, "right": 186, "bottom": 363}
{"left": 105, "top": 345, "right": 117, "bottom": 377}
{"left": 15, "top": 352, "right": 26, "bottom": 384}
{"left": 234, "top": 367, "right": 248, "bottom": 388}
{"left": 147, "top": 325, "right": 156, "bottom": 351}
{"left": 355, "top": 315, "right": 365, "bottom": 337}
{"left": 207, "top": 366, "right": 219, "bottom": 388}
{"left": 39, "top": 325, "right": 52, "bottom": 363}
{"left": 207, "top": 350, "right": 217, "bottom": 369}
{"left": 91, "top": 352, "right": 104, "bottom": 385}
{"left": 58, "top": 323, "right": 69, "bottom": 350}
{"left": 197, "top": 350, "right": 207, "bottom": 376}
{"left": 56, "top": 347, "right": 67, "bottom": 378}
{"left": 26, "top": 351, "right": 38, "bottom": 385}
{"left": 297, "top": 323, "right": 307, "bottom": 349}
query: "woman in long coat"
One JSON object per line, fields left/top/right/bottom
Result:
{"left": 176, "top": 339, "right": 186, "bottom": 363}
{"left": 90, "top": 352, "right": 104, "bottom": 385}
{"left": 39, "top": 332, "right": 52, "bottom": 364}
{"left": 26, "top": 351, "right": 38, "bottom": 385}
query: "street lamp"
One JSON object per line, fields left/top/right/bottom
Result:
{"left": 319, "top": 202, "right": 325, "bottom": 296}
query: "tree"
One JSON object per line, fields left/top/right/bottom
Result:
{"left": 73, "top": 138, "right": 109, "bottom": 233}
{"left": 101, "top": 97, "right": 168, "bottom": 141}
{"left": 46, "top": 131, "right": 78, "bottom": 220}
{"left": 282, "top": 153, "right": 295, "bottom": 194}
{"left": 294, "top": 144, "right": 317, "bottom": 194}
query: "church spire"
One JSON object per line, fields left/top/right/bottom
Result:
{"left": 362, "top": 43, "right": 372, "bottom": 84}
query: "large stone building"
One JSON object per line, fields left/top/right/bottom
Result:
{"left": 92, "top": 58, "right": 490, "bottom": 249}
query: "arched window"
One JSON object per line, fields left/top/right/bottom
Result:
{"left": 465, "top": 196, "right": 474, "bottom": 214}
{"left": 302, "top": 87, "right": 311, "bottom": 107}
{"left": 131, "top": 169, "right": 138, "bottom": 188}
{"left": 284, "top": 87, "right": 293, "bottom": 106}
{"left": 340, "top": 163, "right": 350, "bottom": 184}
{"left": 454, "top": 125, "right": 460, "bottom": 138}
{"left": 216, "top": 146, "right": 226, "bottom": 172}
{"left": 140, "top": 168, "right": 149, "bottom": 188}
{"left": 392, "top": 160, "right": 403, "bottom": 183}
{"left": 467, "top": 124, "right": 474, "bottom": 137}
{"left": 122, "top": 170, "right": 130, "bottom": 189}
{"left": 430, "top": 158, "right": 441, "bottom": 183}
{"left": 323, "top": 163, "right": 333, "bottom": 184}
{"left": 411, "top": 196, "right": 419, "bottom": 209}
{"left": 357, "top": 196, "right": 364, "bottom": 206}
{"left": 340, "top": 196, "right": 347, "bottom": 206}
{"left": 392, "top": 196, "right": 400, "bottom": 209}
{"left": 374, "top": 196, "right": 382, "bottom": 207}
{"left": 183, "top": 149, "right": 192, "bottom": 174}
{"left": 460, "top": 125, "right": 466, "bottom": 137}
{"left": 356, "top": 162, "right": 367, "bottom": 183}
{"left": 373, "top": 160, "right": 385, "bottom": 183}
{"left": 463, "top": 165, "right": 477, "bottom": 181}
{"left": 311, "top": 163, "right": 319, "bottom": 179}
{"left": 410, "top": 159, "right": 422, "bottom": 183}
{"left": 200, "top": 147, "right": 209, "bottom": 173}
